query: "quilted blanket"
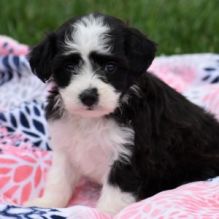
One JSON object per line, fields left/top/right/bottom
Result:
{"left": 0, "top": 36, "right": 219, "bottom": 218}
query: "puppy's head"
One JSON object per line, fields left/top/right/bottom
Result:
{"left": 30, "top": 13, "right": 156, "bottom": 118}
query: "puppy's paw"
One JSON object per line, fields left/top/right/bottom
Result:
{"left": 96, "top": 202, "right": 119, "bottom": 216}
{"left": 24, "top": 197, "right": 65, "bottom": 208}
{"left": 97, "top": 184, "right": 136, "bottom": 215}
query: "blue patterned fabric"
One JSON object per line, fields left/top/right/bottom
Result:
{"left": 0, "top": 55, "right": 25, "bottom": 84}
{"left": 0, "top": 55, "right": 50, "bottom": 150}
{"left": 0, "top": 100, "right": 50, "bottom": 150}
{"left": 0, "top": 205, "right": 66, "bottom": 219}
{"left": 1, "top": 43, "right": 219, "bottom": 218}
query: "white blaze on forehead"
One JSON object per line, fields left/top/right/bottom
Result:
{"left": 62, "top": 14, "right": 120, "bottom": 118}
{"left": 65, "top": 14, "right": 111, "bottom": 56}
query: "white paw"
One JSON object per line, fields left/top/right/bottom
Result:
{"left": 96, "top": 204, "right": 116, "bottom": 216}
{"left": 24, "top": 197, "right": 65, "bottom": 208}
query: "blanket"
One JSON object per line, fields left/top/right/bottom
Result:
{"left": 0, "top": 36, "right": 219, "bottom": 218}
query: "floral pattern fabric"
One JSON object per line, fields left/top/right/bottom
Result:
{"left": 0, "top": 36, "right": 219, "bottom": 218}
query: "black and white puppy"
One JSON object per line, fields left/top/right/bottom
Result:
{"left": 26, "top": 13, "right": 219, "bottom": 214}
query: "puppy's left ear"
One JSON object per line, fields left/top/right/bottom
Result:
{"left": 125, "top": 27, "right": 156, "bottom": 75}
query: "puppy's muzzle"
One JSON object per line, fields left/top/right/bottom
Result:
{"left": 79, "top": 88, "right": 99, "bottom": 107}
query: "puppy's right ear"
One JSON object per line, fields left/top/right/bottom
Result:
{"left": 29, "top": 33, "right": 57, "bottom": 82}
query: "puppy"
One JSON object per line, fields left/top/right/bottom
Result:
{"left": 26, "top": 13, "right": 219, "bottom": 215}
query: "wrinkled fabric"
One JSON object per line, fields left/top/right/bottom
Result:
{"left": 0, "top": 36, "right": 219, "bottom": 218}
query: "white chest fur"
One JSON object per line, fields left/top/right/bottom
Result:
{"left": 48, "top": 114, "right": 134, "bottom": 184}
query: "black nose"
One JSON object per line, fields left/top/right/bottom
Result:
{"left": 79, "top": 88, "right": 99, "bottom": 107}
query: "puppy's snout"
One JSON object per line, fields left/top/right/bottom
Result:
{"left": 79, "top": 88, "right": 99, "bottom": 107}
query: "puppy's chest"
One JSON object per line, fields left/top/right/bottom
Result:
{"left": 49, "top": 115, "right": 134, "bottom": 183}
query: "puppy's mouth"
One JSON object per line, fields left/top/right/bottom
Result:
{"left": 87, "top": 106, "right": 95, "bottom": 111}
{"left": 71, "top": 105, "right": 112, "bottom": 118}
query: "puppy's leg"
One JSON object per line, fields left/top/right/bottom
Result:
{"left": 97, "top": 158, "right": 139, "bottom": 215}
{"left": 25, "top": 151, "right": 80, "bottom": 208}
{"left": 97, "top": 182, "right": 135, "bottom": 215}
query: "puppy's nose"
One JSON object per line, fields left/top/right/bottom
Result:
{"left": 79, "top": 88, "right": 99, "bottom": 107}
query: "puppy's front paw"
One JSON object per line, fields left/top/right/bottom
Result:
{"left": 24, "top": 197, "right": 64, "bottom": 208}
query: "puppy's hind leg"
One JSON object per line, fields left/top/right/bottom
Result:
{"left": 25, "top": 151, "right": 80, "bottom": 208}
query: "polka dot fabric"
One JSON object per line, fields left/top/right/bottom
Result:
{"left": 0, "top": 36, "right": 219, "bottom": 218}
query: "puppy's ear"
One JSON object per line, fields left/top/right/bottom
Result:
{"left": 125, "top": 27, "right": 156, "bottom": 75}
{"left": 29, "top": 33, "right": 57, "bottom": 82}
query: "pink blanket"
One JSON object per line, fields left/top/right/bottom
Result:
{"left": 0, "top": 36, "right": 219, "bottom": 218}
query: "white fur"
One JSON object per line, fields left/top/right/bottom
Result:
{"left": 130, "top": 84, "right": 141, "bottom": 97}
{"left": 26, "top": 113, "right": 134, "bottom": 209}
{"left": 25, "top": 14, "right": 136, "bottom": 213}
{"left": 26, "top": 150, "right": 80, "bottom": 208}
{"left": 65, "top": 14, "right": 111, "bottom": 56}
{"left": 61, "top": 14, "right": 119, "bottom": 118}
{"left": 121, "top": 84, "right": 142, "bottom": 104}
{"left": 97, "top": 183, "right": 135, "bottom": 215}
{"left": 50, "top": 113, "right": 133, "bottom": 182}
{"left": 60, "top": 65, "right": 120, "bottom": 117}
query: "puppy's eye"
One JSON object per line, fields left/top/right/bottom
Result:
{"left": 65, "top": 64, "right": 75, "bottom": 70}
{"left": 66, "top": 64, "right": 76, "bottom": 71}
{"left": 104, "top": 63, "right": 117, "bottom": 74}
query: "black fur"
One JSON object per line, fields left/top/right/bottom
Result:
{"left": 29, "top": 33, "right": 57, "bottom": 82}
{"left": 29, "top": 13, "right": 219, "bottom": 202}
{"left": 45, "top": 87, "right": 64, "bottom": 120}
{"left": 110, "top": 73, "right": 219, "bottom": 200}
{"left": 29, "top": 13, "right": 156, "bottom": 90}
